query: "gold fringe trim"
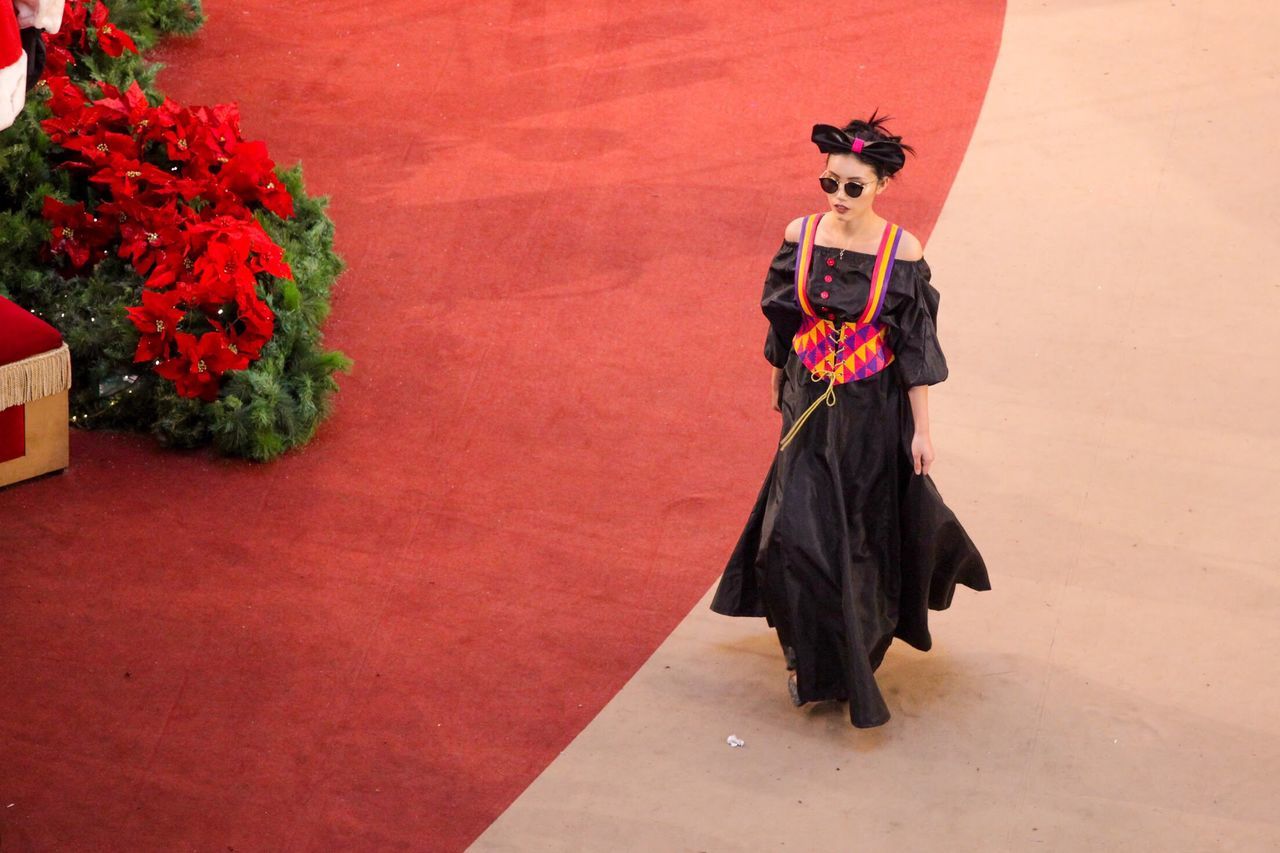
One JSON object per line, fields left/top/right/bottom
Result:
{"left": 0, "top": 343, "right": 72, "bottom": 411}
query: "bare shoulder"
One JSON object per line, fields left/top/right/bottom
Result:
{"left": 895, "top": 229, "right": 924, "bottom": 261}
{"left": 784, "top": 217, "right": 804, "bottom": 242}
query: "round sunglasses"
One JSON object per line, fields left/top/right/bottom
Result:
{"left": 818, "top": 174, "right": 872, "bottom": 198}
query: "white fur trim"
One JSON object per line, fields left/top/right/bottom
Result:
{"left": 13, "top": 0, "right": 63, "bottom": 35}
{"left": 0, "top": 50, "right": 26, "bottom": 131}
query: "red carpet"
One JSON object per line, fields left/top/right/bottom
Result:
{"left": 0, "top": 1, "right": 1003, "bottom": 848}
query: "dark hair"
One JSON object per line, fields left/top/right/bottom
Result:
{"left": 828, "top": 109, "right": 916, "bottom": 180}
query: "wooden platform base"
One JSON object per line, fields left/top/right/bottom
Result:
{"left": 0, "top": 391, "right": 69, "bottom": 489}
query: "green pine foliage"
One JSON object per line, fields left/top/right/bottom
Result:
{"left": 103, "top": 0, "right": 204, "bottom": 46}
{"left": 0, "top": 0, "right": 351, "bottom": 461}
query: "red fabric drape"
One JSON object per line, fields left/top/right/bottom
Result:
{"left": 0, "top": 295, "right": 63, "bottom": 365}
{"left": 0, "top": 402, "right": 24, "bottom": 462}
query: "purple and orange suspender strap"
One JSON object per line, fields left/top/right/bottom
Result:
{"left": 794, "top": 214, "right": 823, "bottom": 316}
{"left": 860, "top": 221, "right": 902, "bottom": 323}
{"left": 793, "top": 213, "right": 902, "bottom": 323}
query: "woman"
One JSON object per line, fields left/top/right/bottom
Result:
{"left": 710, "top": 112, "right": 991, "bottom": 728}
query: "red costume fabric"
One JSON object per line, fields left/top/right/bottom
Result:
{"left": 2, "top": 0, "right": 63, "bottom": 130}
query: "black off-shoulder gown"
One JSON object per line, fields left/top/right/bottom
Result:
{"left": 711, "top": 238, "right": 991, "bottom": 728}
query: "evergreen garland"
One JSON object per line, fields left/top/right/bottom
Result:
{"left": 0, "top": 0, "right": 350, "bottom": 461}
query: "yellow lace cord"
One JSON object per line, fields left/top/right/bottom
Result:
{"left": 778, "top": 373, "right": 838, "bottom": 451}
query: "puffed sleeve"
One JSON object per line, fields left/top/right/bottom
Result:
{"left": 760, "top": 240, "right": 800, "bottom": 368}
{"left": 885, "top": 259, "right": 949, "bottom": 388}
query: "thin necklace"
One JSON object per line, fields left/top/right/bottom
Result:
{"left": 825, "top": 215, "right": 876, "bottom": 260}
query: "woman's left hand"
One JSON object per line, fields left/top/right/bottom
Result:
{"left": 911, "top": 431, "right": 935, "bottom": 476}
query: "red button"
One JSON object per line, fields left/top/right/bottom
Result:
{"left": 820, "top": 290, "right": 829, "bottom": 298}
{"left": 823, "top": 274, "right": 833, "bottom": 283}
{"left": 826, "top": 258, "right": 835, "bottom": 267}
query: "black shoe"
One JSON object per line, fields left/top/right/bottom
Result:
{"left": 787, "top": 672, "right": 802, "bottom": 706}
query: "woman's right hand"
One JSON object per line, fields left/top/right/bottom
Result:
{"left": 770, "top": 366, "right": 785, "bottom": 412}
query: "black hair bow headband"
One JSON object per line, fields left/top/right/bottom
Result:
{"left": 810, "top": 123, "right": 906, "bottom": 175}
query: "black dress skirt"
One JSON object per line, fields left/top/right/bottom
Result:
{"left": 710, "top": 237, "right": 991, "bottom": 728}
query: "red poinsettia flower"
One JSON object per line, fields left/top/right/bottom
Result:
{"left": 154, "top": 331, "right": 242, "bottom": 401}
{"left": 189, "top": 238, "right": 259, "bottom": 309}
{"left": 43, "top": 41, "right": 76, "bottom": 74}
{"left": 42, "top": 74, "right": 90, "bottom": 116}
{"left": 42, "top": 196, "right": 116, "bottom": 269}
{"left": 152, "top": 104, "right": 221, "bottom": 165}
{"left": 251, "top": 236, "right": 291, "bottom": 280}
{"left": 181, "top": 270, "right": 244, "bottom": 311}
{"left": 91, "top": 2, "right": 139, "bottom": 57}
{"left": 39, "top": 86, "right": 112, "bottom": 147}
{"left": 135, "top": 95, "right": 176, "bottom": 148}
{"left": 187, "top": 216, "right": 293, "bottom": 280}
{"left": 125, "top": 290, "right": 186, "bottom": 362}
{"left": 233, "top": 218, "right": 292, "bottom": 279}
{"left": 61, "top": 128, "right": 141, "bottom": 169}
{"left": 228, "top": 291, "right": 276, "bottom": 359}
{"left": 111, "top": 200, "right": 187, "bottom": 278}
{"left": 204, "top": 319, "right": 252, "bottom": 371}
{"left": 143, "top": 239, "right": 197, "bottom": 291}
{"left": 93, "top": 81, "right": 155, "bottom": 132}
{"left": 42, "top": 2, "right": 91, "bottom": 71}
{"left": 88, "top": 154, "right": 179, "bottom": 202}
{"left": 40, "top": 107, "right": 113, "bottom": 147}
{"left": 200, "top": 184, "right": 255, "bottom": 220}
{"left": 180, "top": 163, "right": 231, "bottom": 210}
{"left": 38, "top": 115, "right": 77, "bottom": 146}
{"left": 63, "top": 0, "right": 93, "bottom": 45}
{"left": 215, "top": 141, "right": 294, "bottom": 219}
{"left": 203, "top": 103, "right": 244, "bottom": 160}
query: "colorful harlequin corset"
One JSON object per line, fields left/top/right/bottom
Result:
{"left": 778, "top": 214, "right": 904, "bottom": 451}
{"left": 791, "top": 214, "right": 901, "bottom": 384}
{"left": 792, "top": 318, "right": 894, "bottom": 383}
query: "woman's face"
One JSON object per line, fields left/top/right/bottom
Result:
{"left": 821, "top": 153, "right": 884, "bottom": 219}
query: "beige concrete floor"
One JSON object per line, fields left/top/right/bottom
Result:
{"left": 471, "top": 1, "right": 1280, "bottom": 850}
